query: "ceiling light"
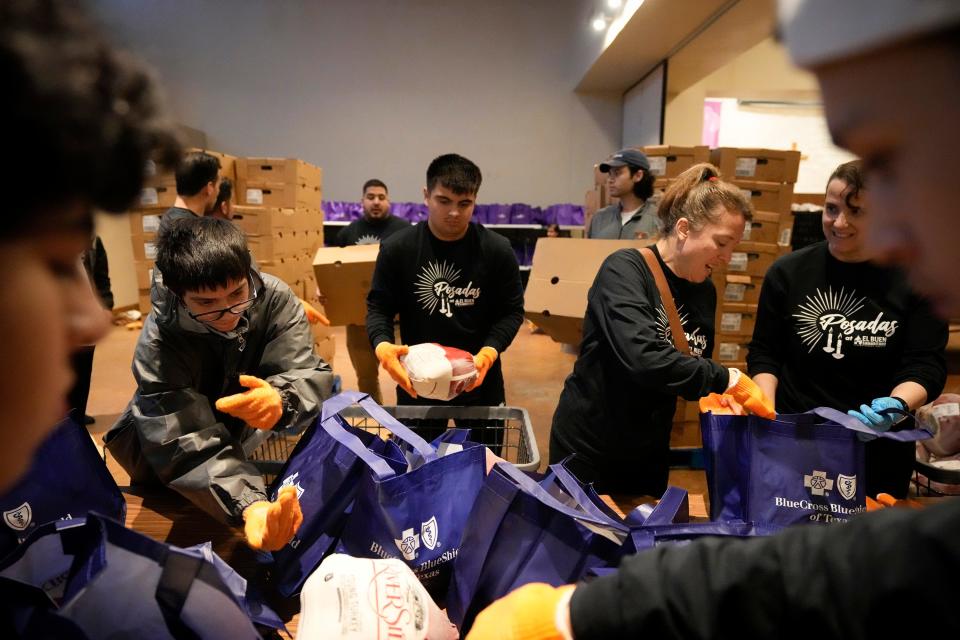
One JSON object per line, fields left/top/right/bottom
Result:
{"left": 591, "top": 15, "right": 607, "bottom": 31}
{"left": 607, "top": 0, "right": 622, "bottom": 9}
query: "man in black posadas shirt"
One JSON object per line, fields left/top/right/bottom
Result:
{"left": 157, "top": 151, "right": 222, "bottom": 237}
{"left": 366, "top": 154, "right": 524, "bottom": 445}
{"left": 338, "top": 179, "right": 409, "bottom": 403}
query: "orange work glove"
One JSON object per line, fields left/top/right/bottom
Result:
{"left": 467, "top": 583, "right": 576, "bottom": 640}
{"left": 215, "top": 375, "right": 283, "bottom": 430}
{"left": 867, "top": 493, "right": 923, "bottom": 511}
{"left": 466, "top": 346, "right": 499, "bottom": 392}
{"left": 726, "top": 368, "right": 775, "bottom": 419}
{"left": 242, "top": 485, "right": 303, "bottom": 551}
{"left": 299, "top": 298, "right": 330, "bottom": 326}
{"left": 699, "top": 393, "right": 746, "bottom": 415}
{"left": 375, "top": 342, "right": 416, "bottom": 397}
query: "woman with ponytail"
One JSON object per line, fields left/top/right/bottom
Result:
{"left": 550, "top": 163, "right": 774, "bottom": 495}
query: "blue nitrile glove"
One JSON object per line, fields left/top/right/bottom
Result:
{"left": 848, "top": 397, "right": 909, "bottom": 438}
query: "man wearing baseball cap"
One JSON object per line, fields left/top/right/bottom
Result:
{"left": 466, "top": 1, "right": 960, "bottom": 637}
{"left": 588, "top": 148, "right": 659, "bottom": 240}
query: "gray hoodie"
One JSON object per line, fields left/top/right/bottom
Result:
{"left": 105, "top": 269, "right": 335, "bottom": 525}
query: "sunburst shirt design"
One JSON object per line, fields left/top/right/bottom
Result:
{"left": 415, "top": 260, "right": 481, "bottom": 318}
{"left": 794, "top": 286, "right": 899, "bottom": 360}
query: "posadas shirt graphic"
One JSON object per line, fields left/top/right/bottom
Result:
{"left": 415, "top": 260, "right": 481, "bottom": 318}
{"left": 655, "top": 304, "right": 709, "bottom": 356}
{"left": 794, "top": 286, "right": 899, "bottom": 359}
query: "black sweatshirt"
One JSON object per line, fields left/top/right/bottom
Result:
{"left": 365, "top": 222, "right": 524, "bottom": 397}
{"left": 337, "top": 214, "right": 409, "bottom": 246}
{"left": 157, "top": 206, "right": 199, "bottom": 237}
{"left": 550, "top": 246, "right": 729, "bottom": 495}
{"left": 748, "top": 242, "right": 947, "bottom": 414}
{"left": 571, "top": 497, "right": 960, "bottom": 638}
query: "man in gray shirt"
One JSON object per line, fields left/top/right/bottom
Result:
{"left": 587, "top": 148, "right": 659, "bottom": 240}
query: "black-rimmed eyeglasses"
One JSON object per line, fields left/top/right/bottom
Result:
{"left": 184, "top": 286, "right": 258, "bottom": 323}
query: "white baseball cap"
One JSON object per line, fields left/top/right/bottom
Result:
{"left": 778, "top": 0, "right": 960, "bottom": 68}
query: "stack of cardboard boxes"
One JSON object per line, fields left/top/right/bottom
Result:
{"left": 638, "top": 145, "right": 800, "bottom": 448}
{"left": 708, "top": 147, "right": 799, "bottom": 371}
{"left": 130, "top": 154, "right": 335, "bottom": 364}
{"left": 235, "top": 157, "right": 333, "bottom": 363}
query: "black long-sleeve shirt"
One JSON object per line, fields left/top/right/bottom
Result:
{"left": 366, "top": 222, "right": 524, "bottom": 398}
{"left": 747, "top": 242, "right": 947, "bottom": 414}
{"left": 571, "top": 497, "right": 960, "bottom": 638}
{"left": 337, "top": 214, "right": 409, "bottom": 246}
{"left": 550, "top": 246, "right": 729, "bottom": 495}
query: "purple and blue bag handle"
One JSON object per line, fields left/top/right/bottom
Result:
{"left": 804, "top": 407, "right": 931, "bottom": 442}
{"left": 319, "top": 391, "right": 438, "bottom": 480}
{"left": 541, "top": 461, "right": 690, "bottom": 528}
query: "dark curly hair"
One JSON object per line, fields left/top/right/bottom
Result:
{"left": 0, "top": 0, "right": 181, "bottom": 235}
{"left": 156, "top": 217, "right": 251, "bottom": 297}
{"left": 826, "top": 160, "right": 864, "bottom": 213}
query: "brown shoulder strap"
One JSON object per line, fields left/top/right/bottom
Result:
{"left": 639, "top": 247, "right": 690, "bottom": 355}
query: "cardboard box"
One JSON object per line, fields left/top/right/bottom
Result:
{"left": 130, "top": 234, "right": 159, "bottom": 261}
{"left": 138, "top": 288, "right": 152, "bottom": 315}
{"left": 669, "top": 419, "right": 702, "bottom": 448}
{"left": 742, "top": 211, "right": 785, "bottom": 244}
{"left": 236, "top": 158, "right": 322, "bottom": 188}
{"left": 675, "top": 398, "right": 700, "bottom": 422}
{"left": 239, "top": 182, "right": 322, "bottom": 209}
{"left": 247, "top": 229, "right": 313, "bottom": 260}
{"left": 716, "top": 303, "right": 757, "bottom": 337}
{"left": 715, "top": 273, "right": 763, "bottom": 305}
{"left": 642, "top": 145, "right": 710, "bottom": 178}
{"left": 711, "top": 148, "right": 801, "bottom": 184}
{"left": 128, "top": 210, "right": 164, "bottom": 236}
{"left": 138, "top": 184, "right": 177, "bottom": 209}
{"left": 231, "top": 206, "right": 296, "bottom": 235}
{"left": 312, "top": 244, "right": 380, "bottom": 326}
{"left": 135, "top": 260, "right": 155, "bottom": 291}
{"left": 726, "top": 241, "right": 780, "bottom": 277}
{"left": 715, "top": 334, "right": 751, "bottom": 363}
{"left": 260, "top": 254, "right": 309, "bottom": 290}
{"left": 734, "top": 180, "right": 794, "bottom": 214}
{"left": 524, "top": 237, "right": 655, "bottom": 344}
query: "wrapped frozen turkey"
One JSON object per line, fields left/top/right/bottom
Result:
{"left": 400, "top": 343, "right": 477, "bottom": 401}
{"left": 296, "top": 554, "right": 458, "bottom": 640}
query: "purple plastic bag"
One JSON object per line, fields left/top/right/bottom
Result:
{"left": 330, "top": 393, "right": 488, "bottom": 604}
{"left": 0, "top": 418, "right": 125, "bottom": 556}
{"left": 447, "top": 461, "right": 628, "bottom": 634}
{"left": 701, "top": 407, "right": 931, "bottom": 526}
{"left": 267, "top": 392, "right": 408, "bottom": 596}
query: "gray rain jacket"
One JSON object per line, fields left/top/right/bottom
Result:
{"left": 105, "top": 269, "right": 335, "bottom": 525}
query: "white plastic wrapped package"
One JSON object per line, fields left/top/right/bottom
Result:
{"left": 401, "top": 343, "right": 477, "bottom": 401}
{"left": 296, "top": 554, "right": 458, "bottom": 640}
{"left": 916, "top": 394, "right": 960, "bottom": 459}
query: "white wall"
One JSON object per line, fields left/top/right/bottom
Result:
{"left": 90, "top": 0, "right": 620, "bottom": 206}
{"left": 713, "top": 99, "right": 856, "bottom": 194}
{"left": 621, "top": 64, "right": 664, "bottom": 148}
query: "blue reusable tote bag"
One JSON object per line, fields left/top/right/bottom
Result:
{"left": 0, "top": 418, "right": 125, "bottom": 556}
{"left": 330, "top": 394, "right": 488, "bottom": 603}
{"left": 0, "top": 513, "right": 279, "bottom": 639}
{"left": 268, "top": 391, "right": 408, "bottom": 597}
{"left": 447, "top": 461, "right": 629, "bottom": 634}
{"left": 701, "top": 407, "right": 931, "bottom": 526}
